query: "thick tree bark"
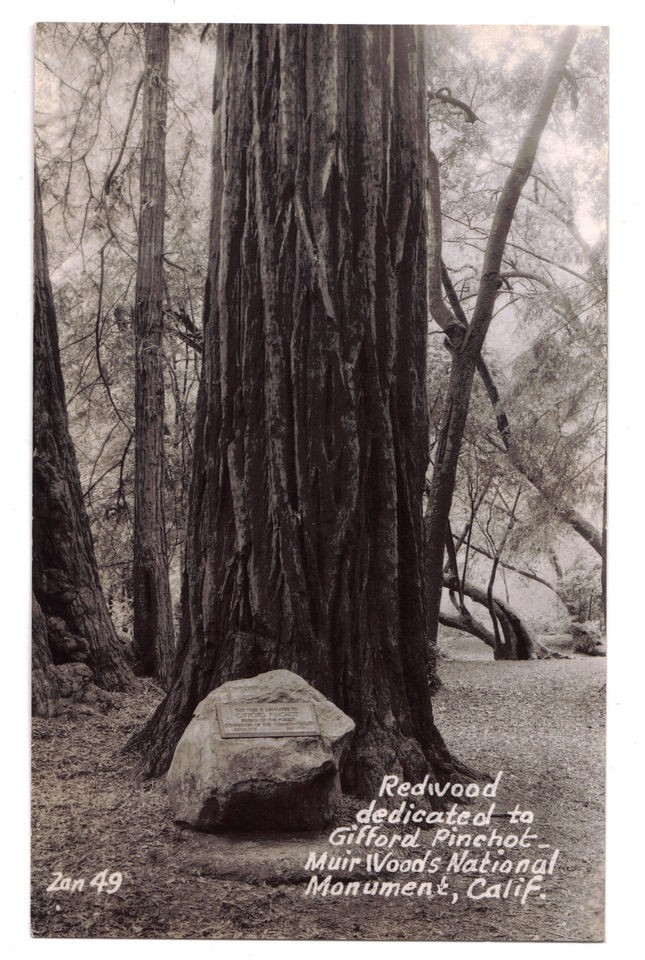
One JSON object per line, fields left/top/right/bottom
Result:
{"left": 424, "top": 28, "right": 579, "bottom": 653}
{"left": 33, "top": 168, "right": 134, "bottom": 699}
{"left": 131, "top": 24, "right": 473, "bottom": 796}
{"left": 32, "top": 595, "right": 55, "bottom": 717}
{"left": 132, "top": 23, "right": 176, "bottom": 688}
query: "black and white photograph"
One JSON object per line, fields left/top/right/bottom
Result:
{"left": 17, "top": 1, "right": 628, "bottom": 946}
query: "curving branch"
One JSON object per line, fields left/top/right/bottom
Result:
{"left": 440, "top": 610, "right": 495, "bottom": 647}
{"left": 441, "top": 573, "right": 562, "bottom": 660}
{"left": 429, "top": 86, "right": 482, "bottom": 124}
{"left": 103, "top": 73, "right": 144, "bottom": 195}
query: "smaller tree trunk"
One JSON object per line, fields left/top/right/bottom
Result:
{"left": 33, "top": 168, "right": 134, "bottom": 694}
{"left": 132, "top": 23, "right": 175, "bottom": 688}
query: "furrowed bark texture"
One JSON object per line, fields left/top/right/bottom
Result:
{"left": 32, "top": 594, "right": 54, "bottom": 717}
{"left": 134, "top": 24, "right": 470, "bottom": 795}
{"left": 132, "top": 23, "right": 176, "bottom": 687}
{"left": 424, "top": 27, "right": 579, "bottom": 653}
{"left": 33, "top": 169, "right": 134, "bottom": 698}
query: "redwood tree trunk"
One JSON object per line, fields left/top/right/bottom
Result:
{"left": 33, "top": 169, "right": 134, "bottom": 701}
{"left": 132, "top": 24, "right": 471, "bottom": 796}
{"left": 132, "top": 23, "right": 175, "bottom": 687}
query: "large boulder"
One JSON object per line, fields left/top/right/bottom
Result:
{"left": 167, "top": 670, "right": 354, "bottom": 832}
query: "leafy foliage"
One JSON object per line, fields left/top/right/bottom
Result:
{"left": 35, "top": 24, "right": 214, "bottom": 613}
{"left": 425, "top": 25, "right": 607, "bottom": 618}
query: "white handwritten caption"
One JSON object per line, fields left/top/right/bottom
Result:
{"left": 46, "top": 869, "right": 123, "bottom": 895}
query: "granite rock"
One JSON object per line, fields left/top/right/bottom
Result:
{"left": 167, "top": 670, "right": 354, "bottom": 832}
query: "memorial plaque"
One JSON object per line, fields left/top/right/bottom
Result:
{"left": 217, "top": 701, "right": 320, "bottom": 738}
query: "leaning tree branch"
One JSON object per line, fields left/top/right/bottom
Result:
{"left": 438, "top": 255, "right": 603, "bottom": 557}
{"left": 439, "top": 611, "right": 496, "bottom": 648}
{"left": 103, "top": 73, "right": 144, "bottom": 195}
{"left": 462, "top": 26, "right": 579, "bottom": 358}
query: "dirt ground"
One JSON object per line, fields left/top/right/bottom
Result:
{"left": 31, "top": 636, "right": 605, "bottom": 942}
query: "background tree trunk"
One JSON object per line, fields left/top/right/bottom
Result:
{"left": 33, "top": 168, "right": 134, "bottom": 701}
{"left": 132, "top": 23, "right": 175, "bottom": 688}
{"left": 131, "top": 24, "right": 473, "bottom": 796}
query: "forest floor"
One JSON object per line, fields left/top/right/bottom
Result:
{"left": 31, "top": 634, "right": 605, "bottom": 942}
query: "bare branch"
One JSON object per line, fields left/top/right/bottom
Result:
{"left": 429, "top": 86, "right": 483, "bottom": 124}
{"left": 103, "top": 73, "right": 144, "bottom": 195}
{"left": 427, "top": 149, "right": 465, "bottom": 339}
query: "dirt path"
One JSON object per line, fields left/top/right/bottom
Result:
{"left": 31, "top": 652, "right": 605, "bottom": 941}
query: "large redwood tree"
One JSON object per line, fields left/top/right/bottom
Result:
{"left": 133, "top": 24, "right": 469, "bottom": 795}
